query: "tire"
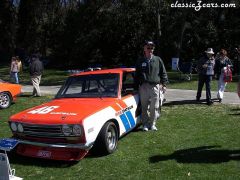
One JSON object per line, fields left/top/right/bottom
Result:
{"left": 0, "top": 92, "right": 12, "bottom": 109}
{"left": 92, "top": 121, "right": 118, "bottom": 155}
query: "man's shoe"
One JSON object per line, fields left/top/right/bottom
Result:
{"left": 207, "top": 101, "right": 213, "bottom": 105}
{"left": 143, "top": 126, "right": 148, "bottom": 131}
{"left": 219, "top": 98, "right": 222, "bottom": 103}
{"left": 151, "top": 125, "right": 158, "bottom": 131}
{"left": 196, "top": 97, "right": 200, "bottom": 102}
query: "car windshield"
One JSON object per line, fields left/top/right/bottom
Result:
{"left": 55, "top": 73, "right": 119, "bottom": 98}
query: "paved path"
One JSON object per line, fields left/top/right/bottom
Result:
{"left": 22, "top": 85, "right": 240, "bottom": 105}
{"left": 22, "top": 85, "right": 61, "bottom": 95}
{"left": 165, "top": 89, "right": 240, "bottom": 105}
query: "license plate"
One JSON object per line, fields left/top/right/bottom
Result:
{"left": 37, "top": 150, "right": 52, "bottom": 158}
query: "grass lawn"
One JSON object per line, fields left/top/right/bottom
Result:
{"left": 0, "top": 65, "right": 239, "bottom": 92}
{"left": 0, "top": 95, "right": 240, "bottom": 180}
{"left": 0, "top": 65, "right": 69, "bottom": 86}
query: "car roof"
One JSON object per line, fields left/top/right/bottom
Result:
{"left": 71, "top": 68, "right": 135, "bottom": 77}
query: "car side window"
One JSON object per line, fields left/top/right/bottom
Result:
{"left": 121, "top": 72, "right": 135, "bottom": 96}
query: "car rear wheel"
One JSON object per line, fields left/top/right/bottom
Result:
{"left": 92, "top": 121, "right": 118, "bottom": 155}
{"left": 0, "top": 92, "right": 12, "bottom": 109}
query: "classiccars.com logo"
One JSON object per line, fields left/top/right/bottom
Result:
{"left": 171, "top": 0, "right": 237, "bottom": 11}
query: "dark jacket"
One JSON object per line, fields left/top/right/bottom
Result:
{"left": 197, "top": 55, "right": 215, "bottom": 75}
{"left": 134, "top": 55, "right": 168, "bottom": 89}
{"left": 29, "top": 59, "right": 44, "bottom": 76}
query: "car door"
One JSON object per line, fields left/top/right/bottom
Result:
{"left": 120, "top": 72, "right": 141, "bottom": 129}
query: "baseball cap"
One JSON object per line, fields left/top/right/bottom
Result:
{"left": 144, "top": 41, "right": 155, "bottom": 46}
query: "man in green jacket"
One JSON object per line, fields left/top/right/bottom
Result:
{"left": 135, "top": 41, "right": 168, "bottom": 131}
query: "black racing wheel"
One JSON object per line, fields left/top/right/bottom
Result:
{"left": 92, "top": 121, "right": 118, "bottom": 155}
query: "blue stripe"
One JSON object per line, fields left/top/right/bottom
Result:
{"left": 125, "top": 111, "right": 135, "bottom": 127}
{"left": 120, "top": 114, "right": 131, "bottom": 131}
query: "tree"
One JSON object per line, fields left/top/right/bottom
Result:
{"left": 0, "top": 0, "right": 17, "bottom": 61}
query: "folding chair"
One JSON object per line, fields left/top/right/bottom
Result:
{"left": 0, "top": 139, "right": 22, "bottom": 180}
{"left": 177, "top": 61, "right": 193, "bottom": 81}
{"left": 0, "top": 153, "right": 22, "bottom": 180}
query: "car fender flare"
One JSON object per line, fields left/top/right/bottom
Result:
{"left": 0, "top": 91, "right": 13, "bottom": 101}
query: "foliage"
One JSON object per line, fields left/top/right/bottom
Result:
{"left": 0, "top": 0, "right": 17, "bottom": 59}
{"left": 0, "top": 0, "right": 239, "bottom": 68}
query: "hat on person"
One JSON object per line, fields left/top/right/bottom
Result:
{"left": 205, "top": 48, "right": 214, "bottom": 54}
{"left": 144, "top": 40, "right": 155, "bottom": 46}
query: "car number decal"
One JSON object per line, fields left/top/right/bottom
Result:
{"left": 28, "top": 106, "right": 59, "bottom": 114}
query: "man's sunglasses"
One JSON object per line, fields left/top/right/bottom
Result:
{"left": 147, "top": 47, "right": 154, "bottom": 50}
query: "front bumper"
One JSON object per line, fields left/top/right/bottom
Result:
{"left": 0, "top": 138, "right": 93, "bottom": 161}
{"left": 15, "top": 138, "right": 93, "bottom": 150}
{"left": 15, "top": 139, "right": 94, "bottom": 161}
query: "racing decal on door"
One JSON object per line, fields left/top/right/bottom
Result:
{"left": 113, "top": 102, "right": 136, "bottom": 132}
{"left": 119, "top": 110, "right": 135, "bottom": 131}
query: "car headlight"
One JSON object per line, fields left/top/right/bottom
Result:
{"left": 72, "top": 125, "right": 81, "bottom": 136}
{"left": 62, "top": 125, "right": 72, "bottom": 136}
{"left": 10, "top": 122, "right": 17, "bottom": 132}
{"left": 17, "top": 123, "right": 24, "bottom": 133}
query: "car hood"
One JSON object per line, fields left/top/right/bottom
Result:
{"left": 10, "top": 98, "right": 117, "bottom": 125}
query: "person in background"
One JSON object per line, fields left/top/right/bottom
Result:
{"left": 214, "top": 49, "right": 233, "bottom": 103}
{"left": 10, "top": 56, "right": 19, "bottom": 84}
{"left": 233, "top": 46, "right": 240, "bottom": 75}
{"left": 196, "top": 48, "right": 215, "bottom": 105}
{"left": 16, "top": 56, "right": 22, "bottom": 73}
{"left": 135, "top": 40, "right": 168, "bottom": 131}
{"left": 236, "top": 47, "right": 240, "bottom": 98}
{"left": 29, "top": 54, "right": 44, "bottom": 97}
{"left": 238, "top": 80, "right": 240, "bottom": 98}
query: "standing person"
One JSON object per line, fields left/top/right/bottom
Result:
{"left": 236, "top": 46, "right": 240, "bottom": 98}
{"left": 233, "top": 46, "right": 240, "bottom": 75}
{"left": 215, "top": 49, "right": 233, "bottom": 103}
{"left": 29, "top": 54, "right": 44, "bottom": 97}
{"left": 196, "top": 48, "right": 215, "bottom": 105}
{"left": 16, "top": 56, "right": 23, "bottom": 73}
{"left": 135, "top": 41, "right": 168, "bottom": 131}
{"left": 10, "top": 56, "right": 19, "bottom": 84}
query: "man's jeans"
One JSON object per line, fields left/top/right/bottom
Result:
{"left": 10, "top": 72, "right": 19, "bottom": 84}
{"left": 196, "top": 74, "right": 212, "bottom": 102}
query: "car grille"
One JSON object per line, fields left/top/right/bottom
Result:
{"left": 21, "top": 124, "right": 64, "bottom": 138}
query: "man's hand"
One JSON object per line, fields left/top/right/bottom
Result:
{"left": 202, "top": 64, "right": 208, "bottom": 68}
{"left": 160, "top": 84, "right": 167, "bottom": 93}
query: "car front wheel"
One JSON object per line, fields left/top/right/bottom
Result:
{"left": 0, "top": 92, "right": 12, "bottom": 109}
{"left": 92, "top": 121, "right": 118, "bottom": 155}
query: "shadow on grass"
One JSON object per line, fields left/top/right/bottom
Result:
{"left": 6, "top": 151, "right": 78, "bottom": 168}
{"left": 229, "top": 107, "right": 240, "bottom": 116}
{"left": 164, "top": 100, "right": 205, "bottom": 106}
{"left": 149, "top": 146, "right": 240, "bottom": 164}
{"left": 229, "top": 113, "right": 240, "bottom": 116}
{"left": 163, "top": 98, "right": 223, "bottom": 106}
{"left": 19, "top": 94, "right": 33, "bottom": 97}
